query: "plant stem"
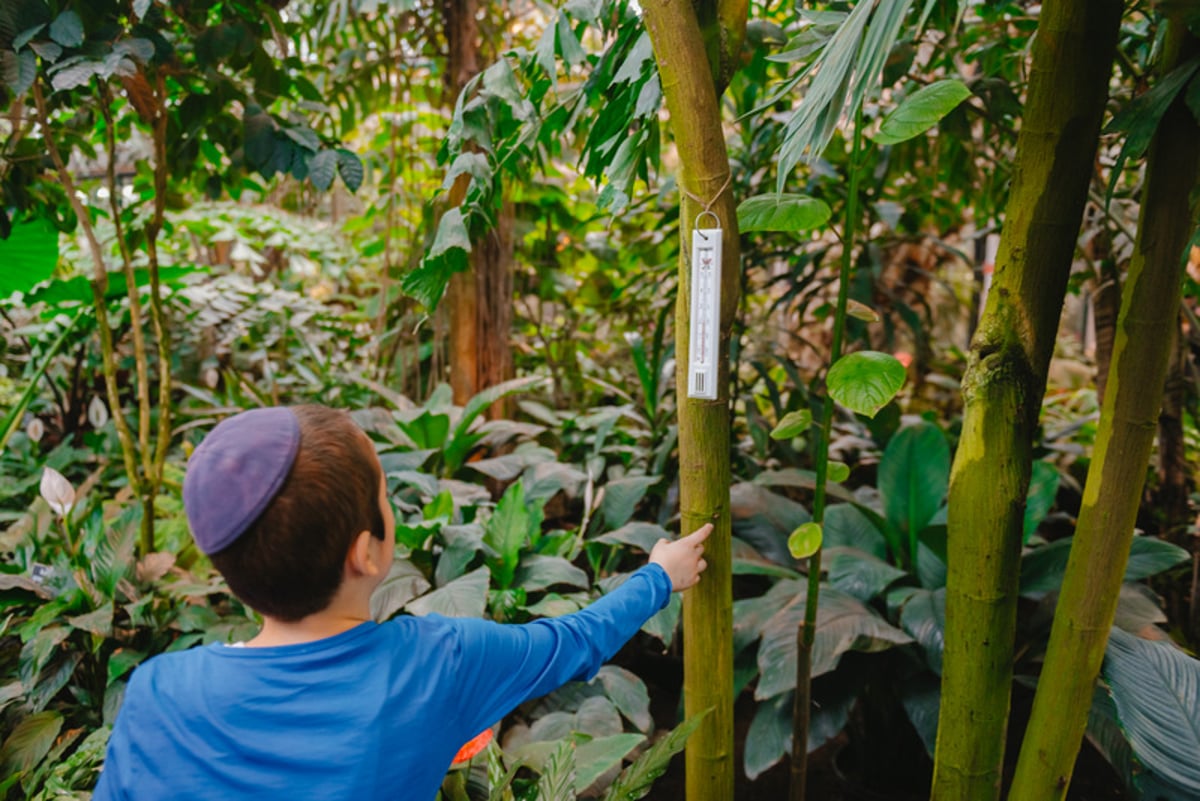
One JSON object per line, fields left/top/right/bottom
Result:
{"left": 790, "top": 104, "right": 864, "bottom": 801}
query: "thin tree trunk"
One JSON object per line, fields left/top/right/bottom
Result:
{"left": 1008, "top": 23, "right": 1200, "bottom": 801}
{"left": 641, "top": 4, "right": 745, "bottom": 800}
{"left": 443, "top": 0, "right": 513, "bottom": 412}
{"left": 931, "top": 2, "right": 1122, "bottom": 799}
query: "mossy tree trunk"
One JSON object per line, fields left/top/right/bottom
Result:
{"left": 931, "top": 2, "right": 1123, "bottom": 799}
{"left": 1007, "top": 22, "right": 1200, "bottom": 801}
{"left": 640, "top": 3, "right": 746, "bottom": 799}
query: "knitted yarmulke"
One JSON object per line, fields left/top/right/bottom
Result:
{"left": 182, "top": 407, "right": 300, "bottom": 555}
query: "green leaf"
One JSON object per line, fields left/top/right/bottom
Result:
{"left": 0, "top": 711, "right": 63, "bottom": 775}
{"left": 603, "top": 712, "right": 705, "bottom": 800}
{"left": 827, "top": 461, "right": 850, "bottom": 483}
{"left": 878, "top": 421, "right": 949, "bottom": 547}
{"left": 899, "top": 674, "right": 940, "bottom": 758}
{"left": 788, "top": 522, "right": 823, "bottom": 559}
{"left": 336, "top": 149, "right": 364, "bottom": 192}
{"left": 744, "top": 692, "right": 792, "bottom": 780}
{"left": 874, "top": 79, "right": 972, "bottom": 145}
{"left": 595, "top": 666, "right": 652, "bottom": 733}
{"left": 370, "top": 559, "right": 431, "bottom": 621}
{"left": 1105, "top": 59, "right": 1200, "bottom": 202}
{"left": 535, "top": 740, "right": 577, "bottom": 801}
{"left": 1020, "top": 536, "right": 1189, "bottom": 597}
{"left": 899, "top": 587, "right": 946, "bottom": 674}
{"left": 1023, "top": 460, "right": 1060, "bottom": 543}
{"left": 823, "top": 504, "right": 888, "bottom": 559}
{"left": 106, "top": 648, "right": 145, "bottom": 686}
{"left": 756, "top": 588, "right": 912, "bottom": 698}
{"left": 515, "top": 554, "right": 588, "bottom": 592}
{"left": 575, "top": 733, "right": 644, "bottom": 793}
{"left": 405, "top": 208, "right": 470, "bottom": 309}
{"left": 406, "top": 566, "right": 489, "bottom": 618}
{"left": 485, "top": 481, "right": 537, "bottom": 590}
{"left": 770, "top": 409, "right": 812, "bottom": 440}
{"left": 134, "top": 0, "right": 153, "bottom": 20}
{"left": 1104, "top": 629, "right": 1200, "bottom": 793}
{"left": 592, "top": 521, "right": 669, "bottom": 554}
{"left": 0, "top": 218, "right": 57, "bottom": 297}
{"left": 599, "top": 476, "right": 660, "bottom": 530}
{"left": 48, "top": 10, "right": 84, "bottom": 47}
{"left": 826, "top": 351, "right": 906, "bottom": 418}
{"left": 307, "top": 150, "right": 338, "bottom": 192}
{"left": 737, "top": 194, "right": 832, "bottom": 233}
{"left": 827, "top": 546, "right": 907, "bottom": 601}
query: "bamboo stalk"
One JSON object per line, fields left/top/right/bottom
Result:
{"left": 1007, "top": 22, "right": 1200, "bottom": 801}
{"left": 931, "top": 2, "right": 1122, "bottom": 798}
{"left": 640, "top": 3, "right": 746, "bottom": 799}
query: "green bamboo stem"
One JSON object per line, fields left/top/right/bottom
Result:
{"left": 931, "top": 2, "right": 1122, "bottom": 799}
{"left": 1008, "top": 23, "right": 1200, "bottom": 801}
{"left": 641, "top": 4, "right": 746, "bottom": 800}
{"left": 790, "top": 106, "right": 865, "bottom": 801}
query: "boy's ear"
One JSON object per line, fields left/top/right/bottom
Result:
{"left": 346, "top": 529, "right": 384, "bottom": 578}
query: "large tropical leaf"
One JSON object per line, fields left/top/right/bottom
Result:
{"left": 406, "top": 567, "right": 489, "bottom": 618}
{"left": 0, "top": 710, "right": 63, "bottom": 775}
{"left": 598, "top": 475, "right": 660, "bottom": 530}
{"left": 0, "top": 218, "right": 58, "bottom": 297}
{"left": 899, "top": 587, "right": 946, "bottom": 674}
{"left": 1020, "top": 536, "right": 1189, "bottom": 597}
{"left": 755, "top": 587, "right": 912, "bottom": 698}
{"left": 826, "top": 546, "right": 907, "bottom": 602}
{"left": 731, "top": 482, "right": 811, "bottom": 566}
{"left": 484, "top": 480, "right": 542, "bottom": 590}
{"left": 1103, "top": 628, "right": 1200, "bottom": 793}
{"left": 878, "top": 421, "right": 949, "bottom": 541}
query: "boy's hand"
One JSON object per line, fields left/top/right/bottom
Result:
{"left": 650, "top": 523, "right": 712, "bottom": 592}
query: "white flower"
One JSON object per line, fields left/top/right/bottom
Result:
{"left": 26, "top": 417, "right": 44, "bottom": 443}
{"left": 88, "top": 396, "right": 109, "bottom": 428}
{"left": 40, "top": 467, "right": 76, "bottom": 517}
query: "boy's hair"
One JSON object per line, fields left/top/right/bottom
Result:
{"left": 209, "top": 405, "right": 385, "bottom": 622}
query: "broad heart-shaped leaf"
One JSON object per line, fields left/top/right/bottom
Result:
{"left": 0, "top": 218, "right": 57, "bottom": 297}
{"left": 0, "top": 710, "right": 63, "bottom": 774}
{"left": 602, "top": 712, "right": 705, "bottom": 801}
{"left": 770, "top": 409, "right": 813, "bottom": 440}
{"left": 731, "top": 482, "right": 811, "bottom": 566}
{"left": 598, "top": 476, "right": 660, "bottom": 530}
{"left": 406, "top": 566, "right": 488, "bottom": 618}
{"left": 575, "top": 733, "right": 645, "bottom": 793}
{"left": 899, "top": 587, "right": 946, "bottom": 674}
{"left": 756, "top": 587, "right": 912, "bottom": 699}
{"left": 737, "top": 193, "right": 832, "bottom": 233}
{"left": 900, "top": 673, "right": 941, "bottom": 758}
{"left": 485, "top": 480, "right": 540, "bottom": 590}
{"left": 1023, "top": 460, "right": 1061, "bottom": 543}
{"left": 874, "top": 79, "right": 972, "bottom": 145}
{"left": 878, "top": 421, "right": 949, "bottom": 547}
{"left": 1103, "top": 628, "right": 1200, "bottom": 793}
{"left": 1020, "top": 536, "right": 1189, "bottom": 598}
{"left": 827, "top": 351, "right": 906, "bottom": 418}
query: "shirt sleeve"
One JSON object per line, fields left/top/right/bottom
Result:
{"left": 446, "top": 563, "right": 673, "bottom": 736}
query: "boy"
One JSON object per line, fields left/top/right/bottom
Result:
{"left": 94, "top": 405, "right": 709, "bottom": 800}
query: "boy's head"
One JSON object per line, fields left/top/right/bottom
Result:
{"left": 183, "top": 405, "right": 389, "bottom": 622}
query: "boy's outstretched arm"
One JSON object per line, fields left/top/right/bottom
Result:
{"left": 442, "top": 523, "right": 711, "bottom": 738}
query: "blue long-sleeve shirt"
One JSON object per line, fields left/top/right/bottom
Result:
{"left": 93, "top": 564, "right": 672, "bottom": 801}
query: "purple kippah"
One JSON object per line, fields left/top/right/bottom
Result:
{"left": 183, "top": 407, "right": 301, "bottom": 555}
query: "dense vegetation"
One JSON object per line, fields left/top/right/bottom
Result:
{"left": 2, "top": 1, "right": 1200, "bottom": 800}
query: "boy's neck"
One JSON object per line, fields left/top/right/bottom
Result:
{"left": 246, "top": 591, "right": 373, "bottom": 647}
